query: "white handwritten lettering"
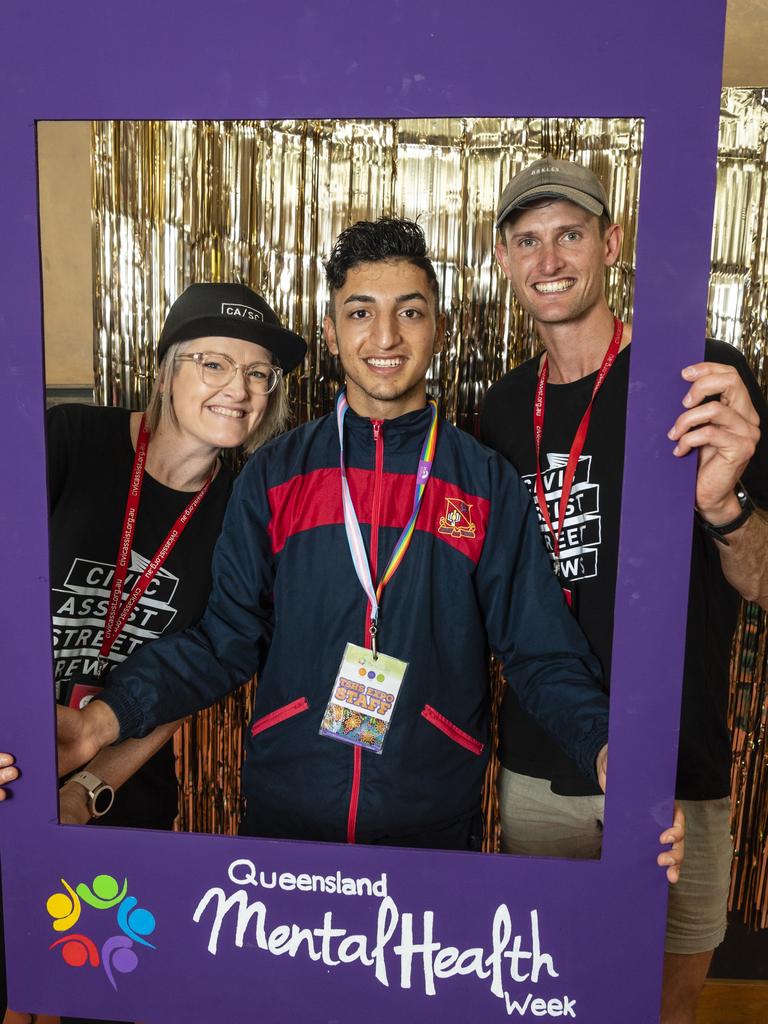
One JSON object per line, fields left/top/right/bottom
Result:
{"left": 193, "top": 864, "right": 567, "bottom": 1013}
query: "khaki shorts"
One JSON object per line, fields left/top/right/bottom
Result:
{"left": 499, "top": 768, "right": 733, "bottom": 955}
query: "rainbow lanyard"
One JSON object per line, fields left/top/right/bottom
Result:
{"left": 336, "top": 392, "right": 439, "bottom": 655}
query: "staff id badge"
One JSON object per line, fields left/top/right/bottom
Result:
{"left": 319, "top": 642, "right": 408, "bottom": 755}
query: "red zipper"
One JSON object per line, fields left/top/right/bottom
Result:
{"left": 421, "top": 704, "right": 484, "bottom": 756}
{"left": 346, "top": 418, "right": 384, "bottom": 844}
{"left": 251, "top": 697, "right": 309, "bottom": 737}
{"left": 369, "top": 420, "right": 384, "bottom": 580}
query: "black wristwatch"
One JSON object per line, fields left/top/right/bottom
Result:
{"left": 70, "top": 770, "right": 115, "bottom": 818}
{"left": 697, "top": 483, "right": 755, "bottom": 546}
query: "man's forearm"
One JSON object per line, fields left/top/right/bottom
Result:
{"left": 87, "top": 720, "right": 183, "bottom": 789}
{"left": 84, "top": 698, "right": 122, "bottom": 749}
{"left": 712, "top": 510, "right": 768, "bottom": 609}
{"left": 670, "top": 357, "right": 767, "bottom": 609}
{"left": 59, "top": 720, "right": 183, "bottom": 824}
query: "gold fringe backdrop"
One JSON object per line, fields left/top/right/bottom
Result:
{"left": 713, "top": 89, "right": 768, "bottom": 930}
{"left": 91, "top": 117, "right": 642, "bottom": 428}
{"left": 89, "top": 93, "right": 768, "bottom": 924}
{"left": 91, "top": 114, "right": 643, "bottom": 848}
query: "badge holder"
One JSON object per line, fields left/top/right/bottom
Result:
{"left": 319, "top": 642, "right": 408, "bottom": 755}
{"left": 67, "top": 681, "right": 104, "bottom": 710}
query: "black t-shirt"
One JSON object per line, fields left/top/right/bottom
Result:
{"left": 480, "top": 339, "right": 768, "bottom": 799}
{"left": 48, "top": 404, "right": 233, "bottom": 828}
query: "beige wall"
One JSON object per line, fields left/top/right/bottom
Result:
{"left": 37, "top": 120, "right": 93, "bottom": 388}
{"left": 723, "top": 0, "right": 768, "bottom": 86}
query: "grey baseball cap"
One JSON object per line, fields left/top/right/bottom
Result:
{"left": 496, "top": 157, "right": 612, "bottom": 229}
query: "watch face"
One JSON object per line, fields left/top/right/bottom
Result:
{"left": 93, "top": 785, "right": 114, "bottom": 816}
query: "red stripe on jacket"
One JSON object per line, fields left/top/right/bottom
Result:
{"left": 267, "top": 467, "right": 488, "bottom": 564}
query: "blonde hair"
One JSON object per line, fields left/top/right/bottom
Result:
{"left": 144, "top": 340, "right": 290, "bottom": 455}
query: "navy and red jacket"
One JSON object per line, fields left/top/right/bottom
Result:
{"left": 101, "top": 401, "right": 609, "bottom": 846}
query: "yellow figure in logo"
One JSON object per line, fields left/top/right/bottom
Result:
{"left": 46, "top": 878, "right": 82, "bottom": 931}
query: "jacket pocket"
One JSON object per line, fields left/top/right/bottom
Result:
{"left": 251, "top": 697, "right": 309, "bottom": 737}
{"left": 421, "top": 704, "right": 484, "bottom": 756}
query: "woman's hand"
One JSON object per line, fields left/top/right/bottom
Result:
{"left": 0, "top": 753, "right": 19, "bottom": 799}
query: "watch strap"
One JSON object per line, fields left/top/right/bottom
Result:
{"left": 70, "top": 769, "right": 115, "bottom": 818}
{"left": 697, "top": 483, "right": 755, "bottom": 546}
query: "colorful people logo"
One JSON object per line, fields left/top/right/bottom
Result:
{"left": 45, "top": 872, "right": 156, "bottom": 990}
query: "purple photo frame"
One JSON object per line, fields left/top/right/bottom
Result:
{"left": 0, "top": 1, "right": 727, "bottom": 1020}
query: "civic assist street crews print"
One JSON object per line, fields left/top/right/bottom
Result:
{"left": 52, "top": 552, "right": 180, "bottom": 705}
{"left": 523, "top": 454, "right": 602, "bottom": 584}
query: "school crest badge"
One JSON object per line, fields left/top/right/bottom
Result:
{"left": 438, "top": 498, "right": 476, "bottom": 539}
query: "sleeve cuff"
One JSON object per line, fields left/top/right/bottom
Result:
{"left": 578, "top": 724, "right": 609, "bottom": 785}
{"left": 95, "top": 688, "right": 148, "bottom": 742}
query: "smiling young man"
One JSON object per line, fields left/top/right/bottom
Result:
{"left": 481, "top": 158, "right": 768, "bottom": 1024}
{"left": 56, "top": 217, "right": 632, "bottom": 855}
{"left": 323, "top": 244, "right": 443, "bottom": 417}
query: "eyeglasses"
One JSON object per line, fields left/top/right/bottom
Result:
{"left": 176, "top": 352, "right": 283, "bottom": 395}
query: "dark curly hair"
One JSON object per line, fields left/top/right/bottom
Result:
{"left": 324, "top": 217, "right": 440, "bottom": 317}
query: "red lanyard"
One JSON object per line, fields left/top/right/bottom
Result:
{"left": 99, "top": 415, "right": 214, "bottom": 665}
{"left": 533, "top": 317, "right": 623, "bottom": 602}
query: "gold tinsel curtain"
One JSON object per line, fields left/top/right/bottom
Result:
{"left": 90, "top": 94, "right": 768, "bottom": 926}
{"left": 714, "top": 89, "right": 768, "bottom": 930}
{"left": 90, "top": 114, "right": 642, "bottom": 846}
{"left": 91, "top": 117, "right": 642, "bottom": 429}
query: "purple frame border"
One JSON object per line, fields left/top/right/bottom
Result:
{"left": 0, "top": 2, "right": 726, "bottom": 1020}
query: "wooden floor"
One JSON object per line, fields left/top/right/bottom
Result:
{"left": 697, "top": 980, "right": 768, "bottom": 1023}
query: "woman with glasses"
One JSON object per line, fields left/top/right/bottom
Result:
{"left": 46, "top": 283, "right": 305, "bottom": 832}
{"left": 2, "top": 282, "right": 306, "bottom": 1024}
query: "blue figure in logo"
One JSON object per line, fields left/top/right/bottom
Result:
{"left": 117, "top": 896, "right": 156, "bottom": 949}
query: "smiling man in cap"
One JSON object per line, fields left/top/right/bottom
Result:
{"left": 481, "top": 156, "right": 768, "bottom": 1024}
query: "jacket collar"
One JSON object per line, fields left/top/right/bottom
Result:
{"left": 340, "top": 394, "right": 437, "bottom": 453}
